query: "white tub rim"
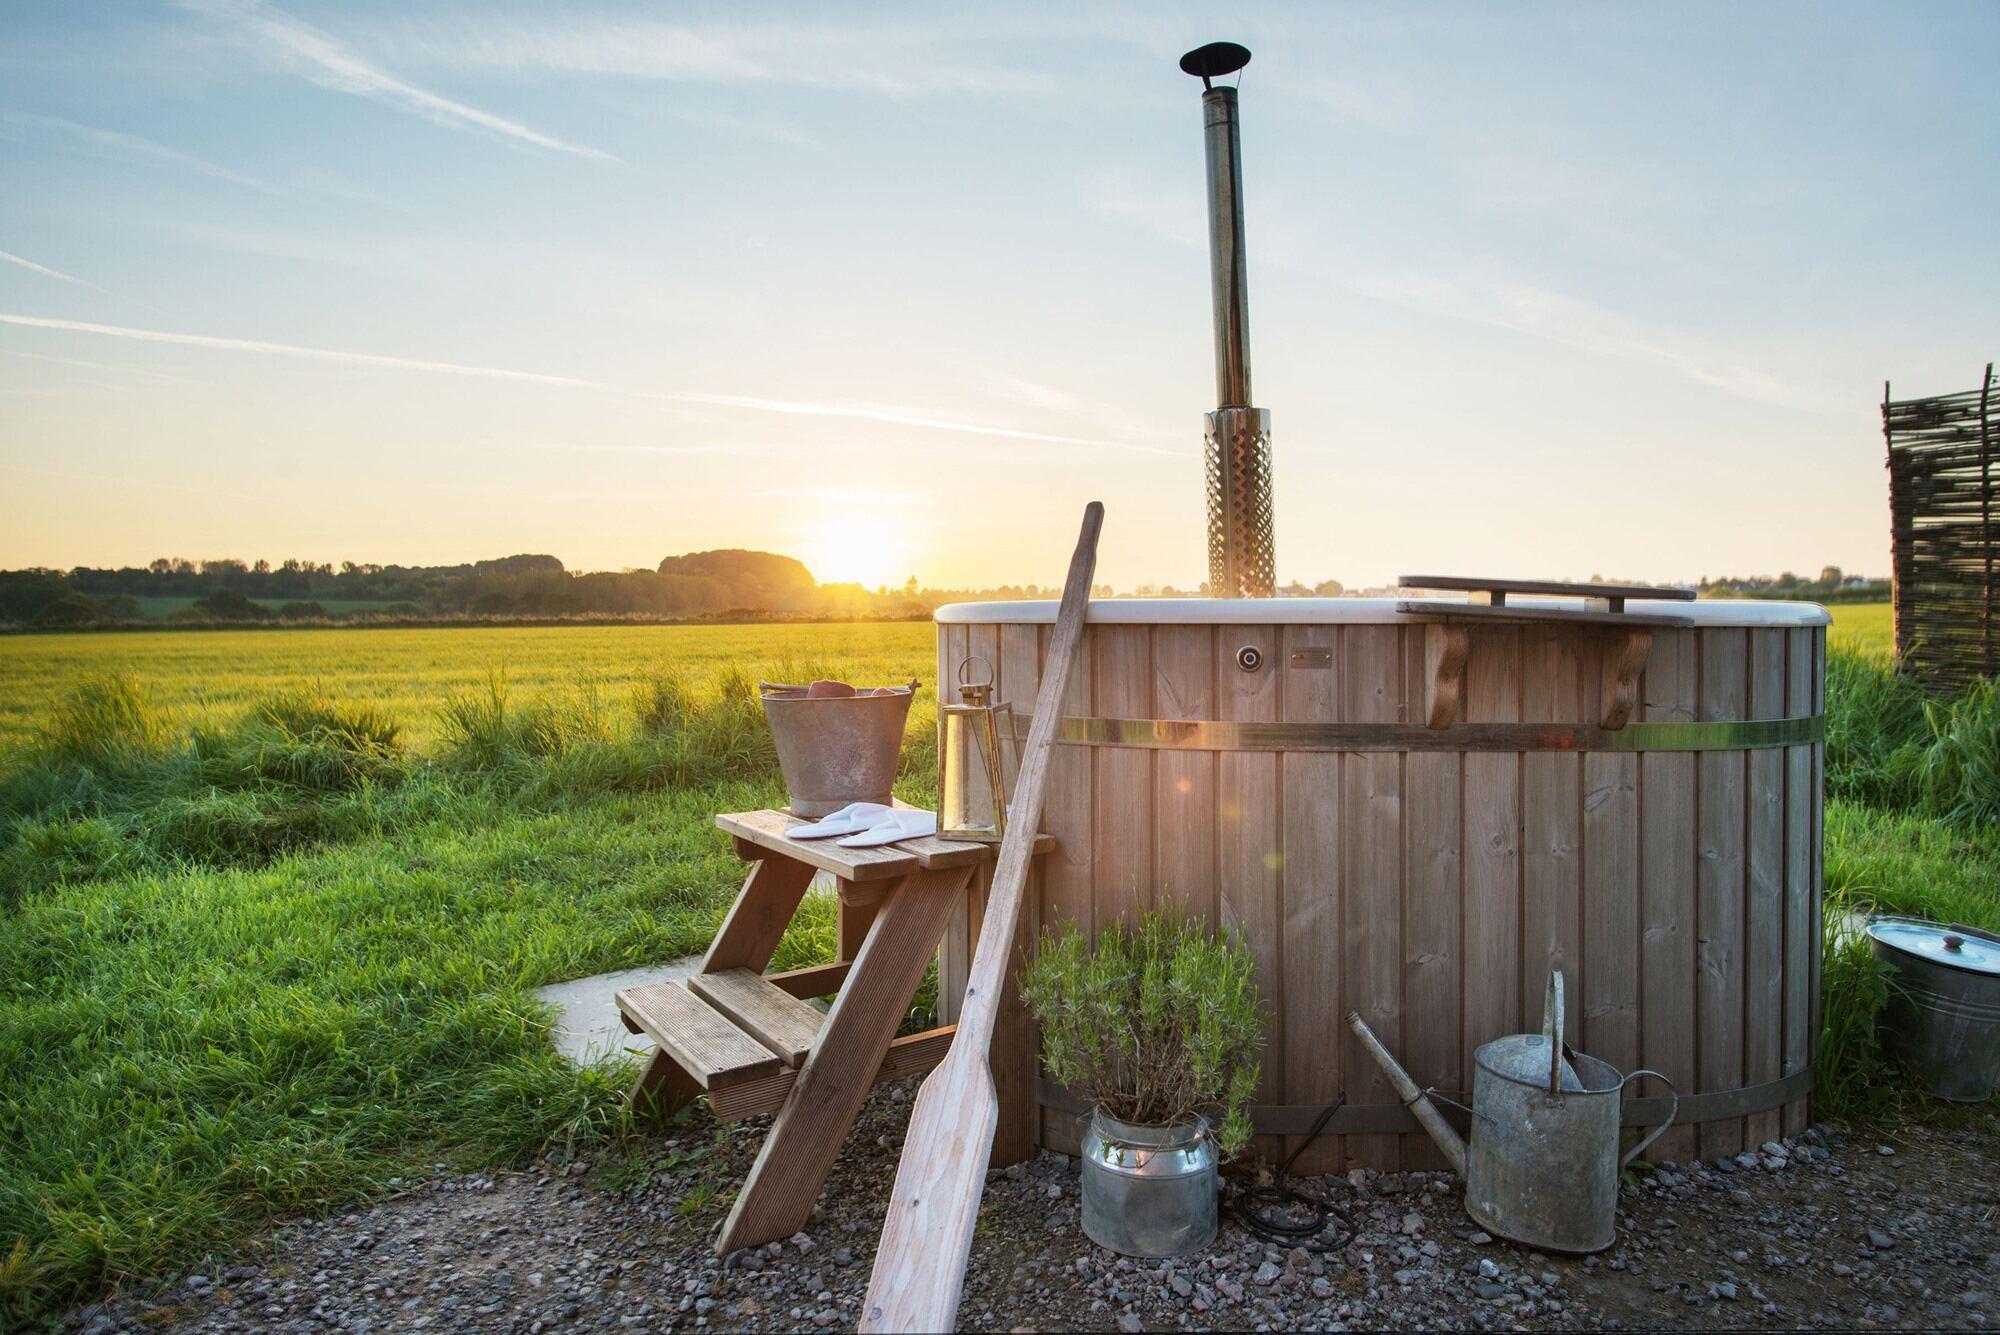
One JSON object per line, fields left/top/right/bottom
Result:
{"left": 934, "top": 596, "right": 1831, "bottom": 628}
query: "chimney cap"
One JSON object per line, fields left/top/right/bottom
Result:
{"left": 1179, "top": 42, "right": 1251, "bottom": 87}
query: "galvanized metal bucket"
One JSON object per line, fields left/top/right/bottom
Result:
{"left": 1867, "top": 914, "right": 2000, "bottom": 1103}
{"left": 1080, "top": 1113, "right": 1217, "bottom": 1258}
{"left": 759, "top": 682, "right": 916, "bottom": 819}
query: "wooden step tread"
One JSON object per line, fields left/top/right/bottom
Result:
{"left": 616, "top": 981, "right": 782, "bottom": 1091}
{"left": 707, "top": 1025, "right": 958, "bottom": 1123}
{"left": 689, "top": 968, "right": 825, "bottom": 1067}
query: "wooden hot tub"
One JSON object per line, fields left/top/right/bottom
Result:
{"left": 933, "top": 594, "right": 1828, "bottom": 1172}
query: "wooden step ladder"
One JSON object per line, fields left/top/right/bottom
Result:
{"left": 616, "top": 806, "right": 1051, "bottom": 1254}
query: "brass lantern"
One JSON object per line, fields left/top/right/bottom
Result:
{"left": 940, "top": 655, "right": 1017, "bottom": 842}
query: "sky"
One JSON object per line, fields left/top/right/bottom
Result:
{"left": 2, "top": 1, "right": 1996, "bottom": 592}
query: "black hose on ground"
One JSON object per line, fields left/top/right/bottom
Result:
{"left": 1227, "top": 1096, "right": 1357, "bottom": 1253}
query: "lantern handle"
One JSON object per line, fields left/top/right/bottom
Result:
{"left": 956, "top": 654, "right": 995, "bottom": 689}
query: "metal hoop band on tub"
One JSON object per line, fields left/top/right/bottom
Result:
{"left": 1009, "top": 714, "right": 1823, "bottom": 754}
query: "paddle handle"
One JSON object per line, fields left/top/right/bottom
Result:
{"left": 859, "top": 502, "right": 1103, "bottom": 1335}
{"left": 957, "top": 501, "right": 1102, "bottom": 1046}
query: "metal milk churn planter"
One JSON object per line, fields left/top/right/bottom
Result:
{"left": 1349, "top": 972, "right": 1678, "bottom": 1254}
{"left": 1865, "top": 914, "right": 2000, "bottom": 1102}
{"left": 1079, "top": 1113, "right": 1218, "bottom": 1258}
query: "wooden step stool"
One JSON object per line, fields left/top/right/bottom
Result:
{"left": 617, "top": 806, "right": 1052, "bottom": 1254}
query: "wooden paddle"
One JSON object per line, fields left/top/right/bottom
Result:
{"left": 860, "top": 501, "right": 1104, "bottom": 1333}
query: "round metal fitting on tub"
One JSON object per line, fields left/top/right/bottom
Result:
{"left": 1080, "top": 1113, "right": 1217, "bottom": 1258}
{"left": 1865, "top": 914, "right": 2000, "bottom": 1102}
{"left": 1234, "top": 644, "right": 1264, "bottom": 672}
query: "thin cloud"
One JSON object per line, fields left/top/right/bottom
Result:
{"left": 763, "top": 487, "right": 930, "bottom": 507}
{"left": 0, "top": 111, "right": 288, "bottom": 197}
{"left": 1083, "top": 165, "right": 1823, "bottom": 414}
{"left": 1, "top": 461, "right": 276, "bottom": 505}
{"left": 522, "top": 441, "right": 758, "bottom": 458}
{"left": 2, "top": 348, "right": 205, "bottom": 386}
{"left": 178, "top": 0, "right": 613, "bottom": 162}
{"left": 0, "top": 248, "right": 111, "bottom": 296}
{"left": 670, "top": 108, "right": 817, "bottom": 150}
{"left": 379, "top": 17, "right": 1048, "bottom": 99}
{"left": 0, "top": 312, "right": 1166, "bottom": 452}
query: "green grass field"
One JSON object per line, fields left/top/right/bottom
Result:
{"left": 0, "top": 602, "right": 1986, "bottom": 1325}
{"left": 0, "top": 622, "right": 933, "bottom": 753}
{"left": 1826, "top": 600, "right": 1891, "bottom": 655}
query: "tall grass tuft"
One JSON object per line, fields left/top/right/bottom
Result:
{"left": 630, "top": 664, "right": 776, "bottom": 788}
{"left": 35, "top": 672, "right": 172, "bottom": 770}
{"left": 1813, "top": 916, "right": 1900, "bottom": 1123}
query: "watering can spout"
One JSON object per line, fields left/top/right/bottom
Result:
{"left": 1345, "top": 1011, "right": 1466, "bottom": 1177}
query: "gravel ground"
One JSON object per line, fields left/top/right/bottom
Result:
{"left": 70, "top": 1082, "right": 1998, "bottom": 1333}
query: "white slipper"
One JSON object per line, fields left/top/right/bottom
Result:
{"left": 835, "top": 808, "right": 938, "bottom": 847}
{"left": 787, "top": 802, "right": 892, "bottom": 839}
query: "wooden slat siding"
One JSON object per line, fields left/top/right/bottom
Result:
{"left": 980, "top": 851, "right": 1039, "bottom": 1169}
{"left": 996, "top": 620, "right": 1046, "bottom": 1166}
{"left": 1810, "top": 628, "right": 1826, "bottom": 1123}
{"left": 1573, "top": 592, "right": 1639, "bottom": 1074}
{"left": 1402, "top": 625, "right": 1461, "bottom": 1170}
{"left": 1154, "top": 625, "right": 1218, "bottom": 920}
{"left": 1038, "top": 619, "right": 1093, "bottom": 1157}
{"left": 1218, "top": 625, "right": 1283, "bottom": 1155}
{"left": 1521, "top": 626, "right": 1582, "bottom": 1041}
{"left": 936, "top": 622, "right": 970, "bottom": 1026}
{"left": 1744, "top": 631, "right": 1787, "bottom": 1151}
{"left": 1040, "top": 620, "right": 1094, "bottom": 938}
{"left": 957, "top": 624, "right": 1003, "bottom": 1020}
{"left": 1782, "top": 627, "right": 1815, "bottom": 1136}
{"left": 1462, "top": 627, "right": 1523, "bottom": 1083}
{"left": 1695, "top": 628, "right": 1748, "bottom": 1161}
{"left": 1341, "top": 625, "right": 1404, "bottom": 1172}
{"left": 1582, "top": 744, "right": 1641, "bottom": 1069}
{"left": 1640, "top": 627, "right": 1699, "bottom": 1162}
{"left": 1280, "top": 624, "right": 1342, "bottom": 1171}
{"left": 1093, "top": 626, "right": 1154, "bottom": 927}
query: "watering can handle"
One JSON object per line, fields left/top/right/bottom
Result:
{"left": 1541, "top": 971, "right": 1567, "bottom": 1093}
{"left": 1617, "top": 1069, "right": 1680, "bottom": 1168}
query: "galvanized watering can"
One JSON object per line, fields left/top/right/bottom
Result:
{"left": 1348, "top": 972, "right": 1677, "bottom": 1254}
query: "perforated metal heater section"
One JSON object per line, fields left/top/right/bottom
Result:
{"left": 1205, "top": 406, "right": 1274, "bottom": 598}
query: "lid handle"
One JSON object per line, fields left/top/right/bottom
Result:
{"left": 1943, "top": 932, "right": 1965, "bottom": 952}
{"left": 1542, "top": 971, "right": 1567, "bottom": 1093}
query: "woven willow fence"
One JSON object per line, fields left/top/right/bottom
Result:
{"left": 1885, "top": 362, "right": 2000, "bottom": 690}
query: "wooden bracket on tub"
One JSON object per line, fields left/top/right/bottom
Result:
{"left": 1600, "top": 628, "right": 1655, "bottom": 731}
{"left": 1424, "top": 622, "right": 1472, "bottom": 729}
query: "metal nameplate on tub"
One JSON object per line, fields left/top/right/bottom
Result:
{"left": 1288, "top": 647, "right": 1333, "bottom": 669}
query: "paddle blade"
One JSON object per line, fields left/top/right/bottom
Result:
{"left": 859, "top": 1050, "right": 999, "bottom": 1333}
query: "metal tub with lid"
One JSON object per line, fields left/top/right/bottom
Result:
{"left": 1866, "top": 915, "right": 2000, "bottom": 1102}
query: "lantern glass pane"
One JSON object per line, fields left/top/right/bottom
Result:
{"left": 940, "top": 705, "right": 1003, "bottom": 841}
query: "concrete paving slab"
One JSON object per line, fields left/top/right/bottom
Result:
{"left": 535, "top": 958, "right": 701, "bottom": 1066}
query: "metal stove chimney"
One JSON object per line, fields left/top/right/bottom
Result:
{"left": 1182, "top": 41, "right": 1274, "bottom": 599}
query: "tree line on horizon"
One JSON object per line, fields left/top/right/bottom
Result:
{"left": 0, "top": 550, "right": 1073, "bottom": 628}
{"left": 0, "top": 552, "right": 1887, "bottom": 630}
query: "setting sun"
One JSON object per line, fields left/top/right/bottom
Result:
{"left": 797, "top": 512, "right": 918, "bottom": 590}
